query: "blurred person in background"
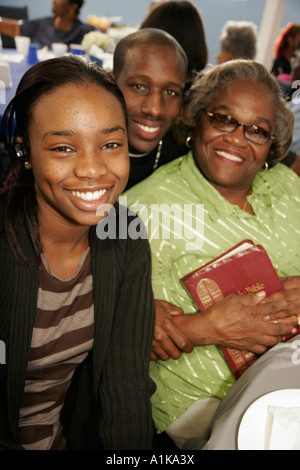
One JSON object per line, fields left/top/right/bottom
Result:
{"left": 287, "top": 56, "right": 300, "bottom": 155}
{"left": 147, "top": 0, "right": 171, "bottom": 15}
{"left": 271, "top": 22, "right": 300, "bottom": 79}
{"left": 140, "top": 1, "right": 208, "bottom": 88}
{"left": 216, "top": 20, "right": 257, "bottom": 64}
{"left": 0, "top": 0, "right": 97, "bottom": 48}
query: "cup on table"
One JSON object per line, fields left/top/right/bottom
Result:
{"left": 69, "top": 44, "right": 85, "bottom": 55}
{"left": 14, "top": 36, "right": 30, "bottom": 58}
{"left": 27, "top": 43, "right": 39, "bottom": 65}
{"left": 52, "top": 42, "right": 68, "bottom": 57}
{"left": 0, "top": 61, "right": 12, "bottom": 88}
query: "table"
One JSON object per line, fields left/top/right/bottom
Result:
{"left": 0, "top": 47, "right": 113, "bottom": 122}
{"left": 0, "top": 49, "right": 32, "bottom": 122}
{"left": 182, "top": 335, "right": 300, "bottom": 450}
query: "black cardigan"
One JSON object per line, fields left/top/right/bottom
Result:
{"left": 0, "top": 198, "right": 156, "bottom": 450}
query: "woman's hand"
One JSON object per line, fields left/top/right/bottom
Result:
{"left": 201, "top": 290, "right": 298, "bottom": 354}
{"left": 262, "top": 276, "right": 300, "bottom": 326}
{"left": 151, "top": 285, "right": 299, "bottom": 361}
{"left": 151, "top": 300, "right": 194, "bottom": 361}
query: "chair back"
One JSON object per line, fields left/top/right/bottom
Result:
{"left": 0, "top": 5, "right": 28, "bottom": 48}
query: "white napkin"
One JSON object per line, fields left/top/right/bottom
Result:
{"left": 0, "top": 53, "right": 24, "bottom": 63}
{"left": 265, "top": 405, "right": 300, "bottom": 450}
{"left": 37, "top": 46, "right": 55, "bottom": 62}
{"left": 0, "top": 61, "right": 12, "bottom": 87}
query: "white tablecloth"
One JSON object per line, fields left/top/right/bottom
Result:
{"left": 183, "top": 335, "right": 300, "bottom": 450}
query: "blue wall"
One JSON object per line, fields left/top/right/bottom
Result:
{"left": 1, "top": 0, "right": 299, "bottom": 64}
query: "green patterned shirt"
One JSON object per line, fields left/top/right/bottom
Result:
{"left": 123, "top": 151, "right": 300, "bottom": 433}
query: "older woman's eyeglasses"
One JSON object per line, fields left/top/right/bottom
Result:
{"left": 205, "top": 111, "right": 275, "bottom": 145}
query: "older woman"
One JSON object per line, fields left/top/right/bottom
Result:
{"left": 124, "top": 60, "right": 300, "bottom": 448}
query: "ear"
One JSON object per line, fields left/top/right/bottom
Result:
{"left": 69, "top": 3, "right": 79, "bottom": 17}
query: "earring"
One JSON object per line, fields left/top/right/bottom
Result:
{"left": 263, "top": 161, "right": 269, "bottom": 171}
{"left": 24, "top": 161, "right": 31, "bottom": 170}
{"left": 15, "top": 143, "right": 25, "bottom": 158}
{"left": 185, "top": 136, "right": 193, "bottom": 148}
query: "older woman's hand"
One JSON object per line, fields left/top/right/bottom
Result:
{"left": 202, "top": 291, "right": 298, "bottom": 354}
{"left": 263, "top": 276, "right": 300, "bottom": 324}
{"left": 152, "top": 300, "right": 194, "bottom": 361}
{"left": 168, "top": 291, "right": 298, "bottom": 355}
{"left": 152, "top": 286, "right": 299, "bottom": 360}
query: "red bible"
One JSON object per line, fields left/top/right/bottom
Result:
{"left": 181, "top": 240, "right": 300, "bottom": 378}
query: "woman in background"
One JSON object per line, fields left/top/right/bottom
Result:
{"left": 271, "top": 22, "right": 300, "bottom": 78}
{"left": 140, "top": 1, "right": 208, "bottom": 87}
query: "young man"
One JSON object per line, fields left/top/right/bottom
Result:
{"left": 112, "top": 28, "right": 188, "bottom": 190}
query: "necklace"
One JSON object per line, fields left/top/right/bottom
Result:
{"left": 153, "top": 140, "right": 163, "bottom": 170}
{"left": 242, "top": 198, "right": 254, "bottom": 214}
{"left": 129, "top": 139, "right": 163, "bottom": 171}
{"left": 242, "top": 199, "right": 248, "bottom": 211}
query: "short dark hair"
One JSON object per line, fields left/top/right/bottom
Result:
{"left": 68, "top": 0, "right": 84, "bottom": 13}
{"left": 113, "top": 28, "right": 188, "bottom": 79}
{"left": 1, "top": 55, "right": 127, "bottom": 261}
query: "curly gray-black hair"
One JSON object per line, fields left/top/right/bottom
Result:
{"left": 220, "top": 20, "right": 257, "bottom": 60}
{"left": 176, "top": 59, "right": 294, "bottom": 164}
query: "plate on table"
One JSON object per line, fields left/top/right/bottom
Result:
{"left": 237, "top": 389, "right": 300, "bottom": 450}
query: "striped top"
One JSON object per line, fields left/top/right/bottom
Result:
{"left": 18, "top": 248, "right": 94, "bottom": 450}
{"left": 124, "top": 151, "right": 300, "bottom": 433}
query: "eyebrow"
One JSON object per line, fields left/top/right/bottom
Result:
{"left": 211, "top": 105, "right": 273, "bottom": 128}
{"left": 42, "top": 126, "right": 126, "bottom": 140}
{"left": 127, "top": 74, "right": 184, "bottom": 89}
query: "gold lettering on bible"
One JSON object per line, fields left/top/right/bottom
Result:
{"left": 237, "top": 283, "right": 265, "bottom": 295}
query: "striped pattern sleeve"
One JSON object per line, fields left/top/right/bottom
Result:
{"left": 18, "top": 249, "right": 94, "bottom": 450}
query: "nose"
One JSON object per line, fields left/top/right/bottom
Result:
{"left": 74, "top": 150, "right": 108, "bottom": 180}
{"left": 141, "top": 91, "right": 164, "bottom": 118}
{"left": 223, "top": 123, "right": 248, "bottom": 146}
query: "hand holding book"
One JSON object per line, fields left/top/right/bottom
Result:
{"left": 264, "top": 276, "right": 300, "bottom": 322}
{"left": 181, "top": 241, "right": 300, "bottom": 378}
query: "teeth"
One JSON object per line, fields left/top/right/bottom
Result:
{"left": 216, "top": 150, "right": 243, "bottom": 162}
{"left": 138, "top": 123, "right": 160, "bottom": 134}
{"left": 71, "top": 189, "right": 107, "bottom": 201}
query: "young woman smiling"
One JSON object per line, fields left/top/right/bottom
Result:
{"left": 0, "top": 55, "right": 155, "bottom": 450}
